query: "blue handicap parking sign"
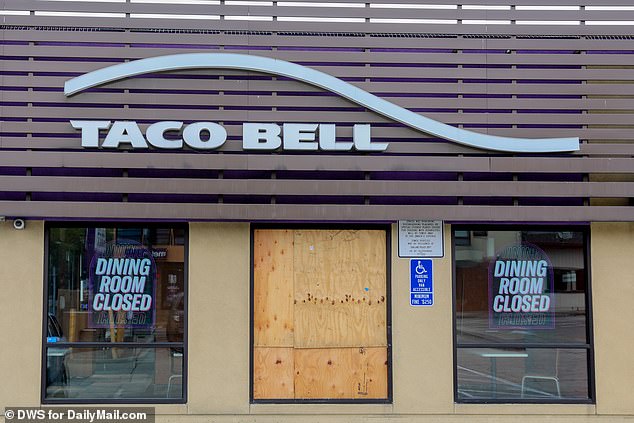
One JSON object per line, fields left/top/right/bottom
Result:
{"left": 410, "top": 259, "right": 433, "bottom": 306}
{"left": 410, "top": 259, "right": 433, "bottom": 293}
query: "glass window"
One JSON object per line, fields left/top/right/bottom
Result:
{"left": 44, "top": 225, "right": 186, "bottom": 402}
{"left": 252, "top": 228, "right": 390, "bottom": 402}
{"left": 454, "top": 228, "right": 592, "bottom": 402}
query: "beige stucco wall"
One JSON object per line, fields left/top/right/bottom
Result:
{"left": 591, "top": 222, "right": 634, "bottom": 415}
{"left": 5, "top": 221, "right": 634, "bottom": 422}
{"left": 0, "top": 220, "right": 44, "bottom": 407}
{"left": 180, "top": 223, "right": 597, "bottom": 421}
{"left": 187, "top": 222, "right": 250, "bottom": 414}
{"left": 390, "top": 223, "right": 454, "bottom": 413}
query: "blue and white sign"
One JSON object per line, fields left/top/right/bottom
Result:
{"left": 410, "top": 259, "right": 434, "bottom": 306}
{"left": 411, "top": 292, "right": 434, "bottom": 306}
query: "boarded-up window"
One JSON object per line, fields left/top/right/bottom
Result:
{"left": 252, "top": 229, "right": 389, "bottom": 400}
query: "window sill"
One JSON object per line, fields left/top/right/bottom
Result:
{"left": 40, "top": 404, "right": 188, "bottom": 415}
{"left": 454, "top": 403, "right": 596, "bottom": 415}
{"left": 250, "top": 403, "right": 393, "bottom": 415}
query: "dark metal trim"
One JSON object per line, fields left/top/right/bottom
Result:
{"left": 253, "top": 398, "right": 393, "bottom": 405}
{"left": 385, "top": 226, "right": 394, "bottom": 403}
{"left": 455, "top": 343, "right": 591, "bottom": 349}
{"left": 41, "top": 222, "right": 188, "bottom": 405}
{"left": 585, "top": 226, "right": 596, "bottom": 402}
{"left": 451, "top": 228, "right": 459, "bottom": 406}
{"left": 451, "top": 224, "right": 595, "bottom": 404}
{"left": 248, "top": 223, "right": 255, "bottom": 404}
{"left": 41, "top": 397, "right": 187, "bottom": 405}
{"left": 182, "top": 224, "right": 190, "bottom": 405}
{"left": 457, "top": 398, "right": 595, "bottom": 405}
{"left": 44, "top": 342, "right": 183, "bottom": 348}
{"left": 40, "top": 226, "right": 50, "bottom": 405}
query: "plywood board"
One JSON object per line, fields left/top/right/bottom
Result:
{"left": 253, "top": 229, "right": 295, "bottom": 347}
{"left": 294, "top": 347, "right": 388, "bottom": 399}
{"left": 293, "top": 229, "right": 387, "bottom": 348}
{"left": 253, "top": 347, "right": 294, "bottom": 400}
{"left": 294, "top": 302, "right": 387, "bottom": 348}
{"left": 293, "top": 230, "right": 386, "bottom": 302}
{"left": 253, "top": 229, "right": 389, "bottom": 400}
{"left": 353, "top": 347, "right": 389, "bottom": 399}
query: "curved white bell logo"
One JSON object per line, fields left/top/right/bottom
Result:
{"left": 64, "top": 53, "right": 579, "bottom": 153}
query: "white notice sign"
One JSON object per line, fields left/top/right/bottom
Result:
{"left": 398, "top": 220, "right": 444, "bottom": 258}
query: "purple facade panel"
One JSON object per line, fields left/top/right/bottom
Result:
{"left": 0, "top": 2, "right": 633, "bottom": 221}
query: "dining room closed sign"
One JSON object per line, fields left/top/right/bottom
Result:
{"left": 488, "top": 243, "right": 555, "bottom": 330}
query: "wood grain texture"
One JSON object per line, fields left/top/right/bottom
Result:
{"left": 293, "top": 230, "right": 386, "bottom": 302}
{"left": 294, "top": 347, "right": 388, "bottom": 399}
{"left": 294, "top": 302, "right": 387, "bottom": 349}
{"left": 293, "top": 230, "right": 387, "bottom": 348}
{"left": 252, "top": 347, "right": 295, "bottom": 400}
{"left": 253, "top": 229, "right": 294, "bottom": 347}
{"left": 253, "top": 229, "right": 388, "bottom": 399}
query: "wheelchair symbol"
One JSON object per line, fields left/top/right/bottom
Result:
{"left": 415, "top": 261, "right": 427, "bottom": 275}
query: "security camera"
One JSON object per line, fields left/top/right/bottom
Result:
{"left": 13, "top": 219, "right": 25, "bottom": 230}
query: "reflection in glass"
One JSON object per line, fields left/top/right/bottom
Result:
{"left": 47, "top": 227, "right": 185, "bottom": 344}
{"left": 457, "top": 348, "right": 589, "bottom": 401}
{"left": 454, "top": 229, "right": 591, "bottom": 402}
{"left": 45, "top": 347, "right": 184, "bottom": 400}
{"left": 455, "top": 230, "right": 587, "bottom": 344}
{"left": 45, "top": 226, "right": 186, "bottom": 402}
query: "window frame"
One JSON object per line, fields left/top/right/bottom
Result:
{"left": 451, "top": 224, "right": 595, "bottom": 404}
{"left": 249, "top": 223, "right": 393, "bottom": 404}
{"left": 41, "top": 222, "right": 189, "bottom": 405}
